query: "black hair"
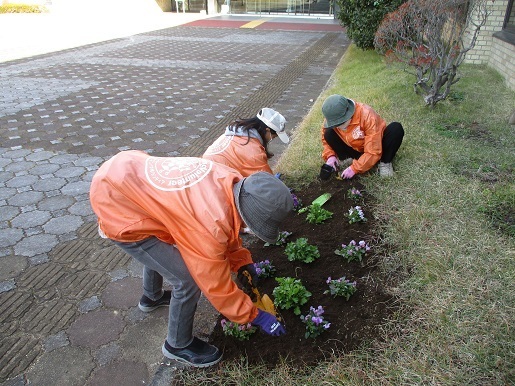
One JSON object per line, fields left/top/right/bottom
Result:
{"left": 227, "top": 116, "right": 274, "bottom": 158}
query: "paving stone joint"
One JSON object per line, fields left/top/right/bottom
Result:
{"left": 0, "top": 14, "right": 348, "bottom": 385}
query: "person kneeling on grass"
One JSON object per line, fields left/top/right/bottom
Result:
{"left": 319, "top": 94, "right": 404, "bottom": 179}
{"left": 90, "top": 150, "right": 291, "bottom": 368}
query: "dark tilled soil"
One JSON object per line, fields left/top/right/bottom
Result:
{"left": 209, "top": 177, "right": 397, "bottom": 367}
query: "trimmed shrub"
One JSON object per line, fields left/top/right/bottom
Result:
{"left": 336, "top": 0, "right": 404, "bottom": 50}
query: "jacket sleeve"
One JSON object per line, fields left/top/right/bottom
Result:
{"left": 174, "top": 229, "right": 259, "bottom": 324}
{"left": 350, "top": 108, "right": 385, "bottom": 174}
{"left": 225, "top": 233, "right": 258, "bottom": 272}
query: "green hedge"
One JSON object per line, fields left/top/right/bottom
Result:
{"left": 336, "top": 0, "right": 404, "bottom": 50}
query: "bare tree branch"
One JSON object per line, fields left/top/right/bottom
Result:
{"left": 374, "top": 0, "right": 493, "bottom": 107}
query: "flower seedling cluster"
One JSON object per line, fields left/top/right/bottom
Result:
{"left": 220, "top": 319, "right": 257, "bottom": 341}
{"left": 300, "top": 305, "right": 331, "bottom": 339}
{"left": 273, "top": 277, "right": 312, "bottom": 315}
{"left": 347, "top": 206, "right": 367, "bottom": 224}
{"left": 252, "top": 186, "right": 370, "bottom": 341}
{"left": 347, "top": 187, "right": 363, "bottom": 201}
{"left": 284, "top": 238, "right": 320, "bottom": 263}
{"left": 334, "top": 239, "right": 370, "bottom": 263}
{"left": 305, "top": 203, "right": 333, "bottom": 224}
{"left": 254, "top": 260, "right": 276, "bottom": 278}
{"left": 291, "top": 193, "right": 303, "bottom": 211}
{"left": 324, "top": 276, "right": 357, "bottom": 300}
{"left": 264, "top": 230, "right": 292, "bottom": 247}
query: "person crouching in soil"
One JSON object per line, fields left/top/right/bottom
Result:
{"left": 203, "top": 108, "right": 289, "bottom": 177}
{"left": 89, "top": 150, "right": 292, "bottom": 368}
{"left": 319, "top": 94, "right": 404, "bottom": 180}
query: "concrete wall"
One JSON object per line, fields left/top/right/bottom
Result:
{"left": 465, "top": 0, "right": 515, "bottom": 91}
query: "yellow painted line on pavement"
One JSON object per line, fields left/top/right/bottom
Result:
{"left": 240, "top": 19, "right": 270, "bottom": 28}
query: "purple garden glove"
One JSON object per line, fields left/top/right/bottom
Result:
{"left": 251, "top": 309, "right": 286, "bottom": 336}
{"left": 341, "top": 166, "right": 356, "bottom": 179}
{"left": 326, "top": 156, "right": 339, "bottom": 171}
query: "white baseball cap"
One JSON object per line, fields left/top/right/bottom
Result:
{"left": 257, "top": 108, "right": 289, "bottom": 144}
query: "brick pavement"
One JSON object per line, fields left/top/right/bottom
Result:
{"left": 0, "top": 14, "right": 349, "bottom": 385}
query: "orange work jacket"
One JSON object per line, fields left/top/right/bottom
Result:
{"left": 321, "top": 102, "right": 387, "bottom": 174}
{"left": 203, "top": 134, "right": 272, "bottom": 177}
{"left": 89, "top": 150, "right": 258, "bottom": 324}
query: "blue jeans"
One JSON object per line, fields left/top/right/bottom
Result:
{"left": 113, "top": 237, "right": 201, "bottom": 348}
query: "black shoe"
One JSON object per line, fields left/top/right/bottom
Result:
{"left": 162, "top": 337, "right": 222, "bottom": 368}
{"left": 138, "top": 290, "right": 172, "bottom": 312}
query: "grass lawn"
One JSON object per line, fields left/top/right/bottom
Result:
{"left": 176, "top": 45, "right": 515, "bottom": 385}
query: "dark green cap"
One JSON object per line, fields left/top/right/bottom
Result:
{"left": 322, "top": 94, "right": 355, "bottom": 128}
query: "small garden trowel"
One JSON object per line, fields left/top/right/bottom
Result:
{"left": 298, "top": 192, "right": 332, "bottom": 214}
{"left": 242, "top": 270, "right": 283, "bottom": 322}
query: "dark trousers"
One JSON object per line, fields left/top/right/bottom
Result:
{"left": 324, "top": 122, "right": 404, "bottom": 163}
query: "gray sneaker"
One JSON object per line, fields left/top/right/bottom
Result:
{"left": 162, "top": 337, "right": 222, "bottom": 367}
{"left": 378, "top": 162, "right": 394, "bottom": 177}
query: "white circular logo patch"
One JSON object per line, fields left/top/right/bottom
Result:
{"left": 145, "top": 157, "right": 212, "bottom": 191}
{"left": 352, "top": 126, "right": 365, "bottom": 139}
{"left": 204, "top": 135, "right": 233, "bottom": 156}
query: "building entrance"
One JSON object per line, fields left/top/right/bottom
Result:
{"left": 227, "top": 0, "right": 333, "bottom": 15}
{"left": 182, "top": 0, "right": 334, "bottom": 16}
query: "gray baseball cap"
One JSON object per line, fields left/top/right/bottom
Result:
{"left": 322, "top": 94, "right": 355, "bottom": 128}
{"left": 233, "top": 172, "right": 293, "bottom": 243}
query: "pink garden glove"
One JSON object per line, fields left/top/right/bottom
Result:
{"left": 326, "top": 156, "right": 339, "bottom": 171}
{"left": 341, "top": 166, "right": 356, "bottom": 179}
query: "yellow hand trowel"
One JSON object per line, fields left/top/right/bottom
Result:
{"left": 243, "top": 270, "right": 283, "bottom": 322}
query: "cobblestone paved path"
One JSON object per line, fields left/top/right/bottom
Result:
{"left": 0, "top": 17, "right": 349, "bottom": 385}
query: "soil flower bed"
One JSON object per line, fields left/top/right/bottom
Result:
{"left": 209, "top": 177, "right": 397, "bottom": 366}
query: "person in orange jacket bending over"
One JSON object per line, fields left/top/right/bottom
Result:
{"left": 203, "top": 108, "right": 289, "bottom": 177}
{"left": 89, "top": 150, "right": 292, "bottom": 368}
{"left": 320, "top": 94, "right": 404, "bottom": 179}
